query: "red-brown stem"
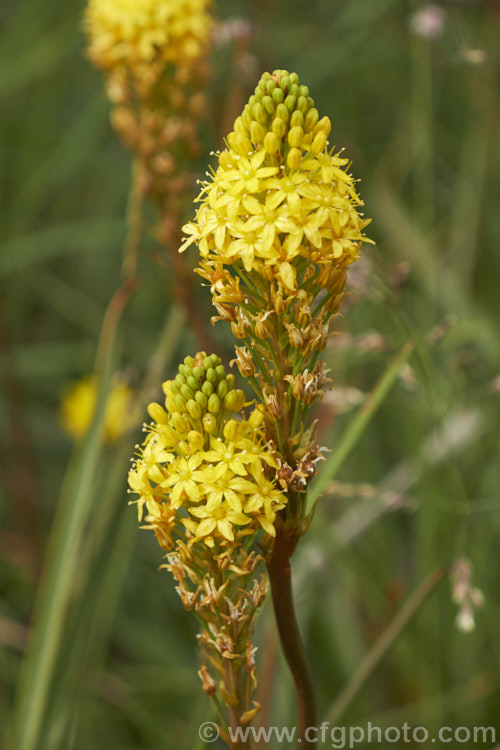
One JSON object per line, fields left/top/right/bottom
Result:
{"left": 267, "top": 524, "right": 316, "bottom": 745}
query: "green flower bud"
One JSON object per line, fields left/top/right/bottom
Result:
{"left": 215, "top": 365, "right": 226, "bottom": 381}
{"left": 192, "top": 366, "right": 204, "bottom": 379}
{"left": 147, "top": 402, "right": 168, "bottom": 424}
{"left": 265, "top": 79, "right": 276, "bottom": 95}
{"left": 201, "top": 380, "right": 214, "bottom": 396}
{"left": 264, "top": 132, "right": 279, "bottom": 154}
{"left": 202, "top": 413, "right": 217, "bottom": 433}
{"left": 224, "top": 389, "right": 245, "bottom": 412}
{"left": 187, "top": 375, "right": 200, "bottom": 393}
{"left": 290, "top": 110, "right": 304, "bottom": 128}
{"left": 241, "top": 106, "right": 253, "bottom": 129}
{"left": 288, "top": 126, "right": 303, "bottom": 148}
{"left": 174, "top": 394, "right": 187, "bottom": 412}
{"left": 235, "top": 133, "right": 253, "bottom": 155}
{"left": 186, "top": 399, "right": 202, "bottom": 419}
{"left": 188, "top": 430, "right": 204, "bottom": 451}
{"left": 206, "top": 367, "right": 217, "bottom": 384}
{"left": 272, "top": 87, "right": 284, "bottom": 104}
{"left": 311, "top": 131, "right": 327, "bottom": 154}
{"left": 262, "top": 95, "right": 275, "bottom": 115}
{"left": 194, "top": 391, "right": 208, "bottom": 409}
{"left": 250, "top": 121, "right": 265, "bottom": 143}
{"left": 299, "top": 84, "right": 309, "bottom": 98}
{"left": 223, "top": 419, "right": 239, "bottom": 441}
{"left": 171, "top": 413, "right": 189, "bottom": 433}
{"left": 272, "top": 117, "right": 287, "bottom": 139}
{"left": 304, "top": 107, "right": 319, "bottom": 133}
{"left": 217, "top": 380, "right": 229, "bottom": 398}
{"left": 180, "top": 384, "right": 195, "bottom": 401}
{"left": 287, "top": 147, "right": 302, "bottom": 169}
{"left": 289, "top": 72, "right": 299, "bottom": 85}
{"left": 234, "top": 116, "right": 246, "bottom": 134}
{"left": 175, "top": 373, "right": 186, "bottom": 387}
{"left": 289, "top": 83, "right": 299, "bottom": 96}
{"left": 226, "top": 373, "right": 235, "bottom": 388}
{"left": 297, "top": 95, "right": 308, "bottom": 114}
{"left": 284, "top": 95, "right": 296, "bottom": 113}
{"left": 208, "top": 393, "right": 221, "bottom": 414}
{"left": 276, "top": 103, "right": 289, "bottom": 122}
{"left": 184, "top": 355, "right": 195, "bottom": 367}
{"left": 314, "top": 116, "right": 332, "bottom": 137}
{"left": 252, "top": 102, "right": 267, "bottom": 125}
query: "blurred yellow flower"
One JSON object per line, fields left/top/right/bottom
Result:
{"left": 61, "top": 375, "right": 135, "bottom": 444}
{"left": 85, "top": 0, "right": 212, "bottom": 71}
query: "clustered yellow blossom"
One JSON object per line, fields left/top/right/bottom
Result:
{"left": 128, "top": 352, "right": 286, "bottom": 549}
{"left": 85, "top": 0, "right": 212, "bottom": 77}
{"left": 84, "top": 0, "right": 213, "bottom": 213}
{"left": 180, "top": 69, "right": 372, "bottom": 306}
{"left": 61, "top": 375, "right": 135, "bottom": 444}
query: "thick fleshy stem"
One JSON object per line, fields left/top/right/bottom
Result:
{"left": 266, "top": 521, "right": 316, "bottom": 746}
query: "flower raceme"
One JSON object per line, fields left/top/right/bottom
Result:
{"left": 84, "top": 0, "right": 213, "bottom": 210}
{"left": 180, "top": 69, "right": 372, "bottom": 313}
{"left": 85, "top": 0, "right": 212, "bottom": 75}
{"left": 128, "top": 352, "right": 286, "bottom": 550}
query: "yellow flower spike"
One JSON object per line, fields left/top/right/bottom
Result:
{"left": 128, "top": 353, "right": 287, "bottom": 550}
{"left": 85, "top": 0, "right": 213, "bottom": 73}
{"left": 180, "top": 69, "right": 372, "bottom": 304}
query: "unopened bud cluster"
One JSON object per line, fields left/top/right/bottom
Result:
{"left": 85, "top": 0, "right": 212, "bottom": 203}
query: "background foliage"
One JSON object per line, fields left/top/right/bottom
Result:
{"left": 1, "top": 1, "right": 499, "bottom": 748}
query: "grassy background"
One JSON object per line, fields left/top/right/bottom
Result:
{"left": 1, "top": 0, "right": 500, "bottom": 748}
